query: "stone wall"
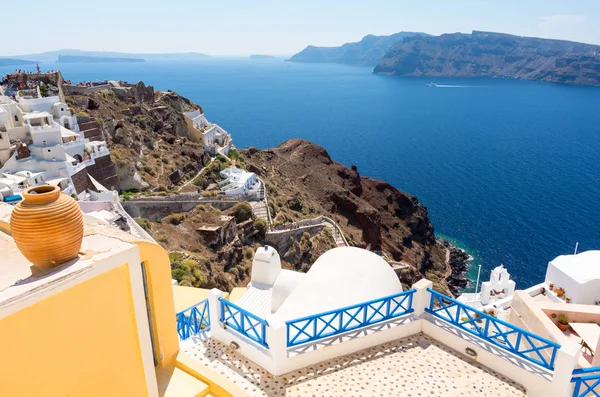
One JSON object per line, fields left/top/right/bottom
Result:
{"left": 71, "top": 168, "right": 90, "bottom": 194}
{"left": 265, "top": 224, "right": 326, "bottom": 253}
{"left": 122, "top": 199, "right": 238, "bottom": 220}
{"left": 63, "top": 84, "right": 110, "bottom": 96}
{"left": 111, "top": 81, "right": 154, "bottom": 104}
{"left": 86, "top": 155, "right": 120, "bottom": 191}
{"left": 78, "top": 120, "right": 104, "bottom": 142}
{"left": 6, "top": 71, "right": 65, "bottom": 101}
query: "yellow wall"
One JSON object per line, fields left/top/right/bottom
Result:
{"left": 0, "top": 265, "right": 148, "bottom": 397}
{"left": 136, "top": 241, "right": 180, "bottom": 368}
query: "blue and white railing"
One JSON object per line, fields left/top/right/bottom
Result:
{"left": 176, "top": 299, "right": 210, "bottom": 340}
{"left": 572, "top": 367, "right": 600, "bottom": 397}
{"left": 286, "top": 289, "right": 415, "bottom": 347}
{"left": 426, "top": 288, "right": 560, "bottom": 370}
{"left": 219, "top": 297, "right": 269, "bottom": 348}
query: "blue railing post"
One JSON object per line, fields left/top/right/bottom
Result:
{"left": 175, "top": 298, "right": 211, "bottom": 341}
{"left": 218, "top": 297, "right": 269, "bottom": 348}
{"left": 425, "top": 288, "right": 561, "bottom": 370}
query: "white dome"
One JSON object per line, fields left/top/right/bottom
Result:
{"left": 275, "top": 247, "right": 402, "bottom": 321}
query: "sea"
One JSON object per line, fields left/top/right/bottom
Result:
{"left": 3, "top": 58, "right": 600, "bottom": 290}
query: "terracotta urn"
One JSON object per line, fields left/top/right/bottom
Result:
{"left": 10, "top": 185, "right": 83, "bottom": 270}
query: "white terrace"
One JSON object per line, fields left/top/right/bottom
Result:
{"left": 175, "top": 246, "right": 598, "bottom": 397}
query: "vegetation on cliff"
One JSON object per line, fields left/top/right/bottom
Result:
{"left": 375, "top": 31, "right": 600, "bottom": 86}
{"left": 66, "top": 78, "right": 457, "bottom": 295}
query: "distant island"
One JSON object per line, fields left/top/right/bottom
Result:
{"left": 288, "top": 32, "right": 428, "bottom": 66}
{"left": 0, "top": 58, "right": 38, "bottom": 66}
{"left": 374, "top": 31, "right": 600, "bottom": 86}
{"left": 57, "top": 55, "right": 146, "bottom": 63}
{"left": 250, "top": 54, "right": 276, "bottom": 59}
{"left": 8, "top": 49, "right": 210, "bottom": 63}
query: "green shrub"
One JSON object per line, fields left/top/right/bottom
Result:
{"left": 168, "top": 213, "right": 185, "bottom": 225}
{"left": 134, "top": 217, "right": 152, "bottom": 232}
{"left": 254, "top": 218, "right": 267, "bottom": 237}
{"left": 232, "top": 202, "right": 253, "bottom": 222}
{"left": 157, "top": 233, "right": 169, "bottom": 243}
{"left": 243, "top": 246, "right": 254, "bottom": 260}
{"left": 170, "top": 256, "right": 209, "bottom": 288}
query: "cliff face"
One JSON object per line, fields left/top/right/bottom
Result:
{"left": 374, "top": 31, "right": 600, "bottom": 86}
{"left": 242, "top": 139, "right": 449, "bottom": 291}
{"left": 288, "top": 32, "right": 428, "bottom": 66}
{"left": 66, "top": 83, "right": 210, "bottom": 191}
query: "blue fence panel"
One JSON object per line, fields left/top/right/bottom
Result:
{"left": 219, "top": 298, "right": 269, "bottom": 348}
{"left": 286, "top": 289, "right": 415, "bottom": 347}
{"left": 425, "top": 288, "right": 560, "bottom": 370}
{"left": 572, "top": 367, "right": 600, "bottom": 397}
{"left": 176, "top": 299, "right": 210, "bottom": 340}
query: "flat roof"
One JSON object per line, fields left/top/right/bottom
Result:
{"left": 0, "top": 204, "right": 139, "bottom": 306}
{"left": 550, "top": 250, "right": 600, "bottom": 283}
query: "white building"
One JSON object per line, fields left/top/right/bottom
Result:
{"left": 0, "top": 93, "right": 110, "bottom": 201}
{"left": 183, "top": 109, "right": 232, "bottom": 157}
{"left": 218, "top": 166, "right": 258, "bottom": 196}
{"left": 545, "top": 250, "right": 600, "bottom": 305}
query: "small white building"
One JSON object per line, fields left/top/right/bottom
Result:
{"left": 183, "top": 109, "right": 232, "bottom": 156}
{"left": 234, "top": 245, "right": 403, "bottom": 320}
{"left": 545, "top": 250, "right": 600, "bottom": 305}
{"left": 218, "top": 166, "right": 258, "bottom": 196}
{"left": 479, "top": 265, "right": 516, "bottom": 305}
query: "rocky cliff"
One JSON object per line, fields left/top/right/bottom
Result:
{"left": 374, "top": 31, "right": 600, "bottom": 86}
{"left": 65, "top": 76, "right": 460, "bottom": 295}
{"left": 288, "top": 32, "right": 428, "bottom": 66}
{"left": 242, "top": 139, "right": 452, "bottom": 292}
{"left": 66, "top": 81, "right": 210, "bottom": 191}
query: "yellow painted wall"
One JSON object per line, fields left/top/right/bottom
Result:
{"left": 0, "top": 265, "right": 148, "bottom": 397}
{"left": 136, "top": 241, "right": 180, "bottom": 368}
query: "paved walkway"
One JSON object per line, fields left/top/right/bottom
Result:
{"left": 184, "top": 333, "right": 525, "bottom": 397}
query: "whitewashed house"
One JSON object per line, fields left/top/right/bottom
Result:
{"left": 545, "top": 250, "right": 600, "bottom": 305}
{"left": 0, "top": 93, "right": 111, "bottom": 201}
{"left": 183, "top": 109, "right": 232, "bottom": 156}
{"left": 218, "top": 166, "right": 258, "bottom": 196}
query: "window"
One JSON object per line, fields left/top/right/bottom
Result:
{"left": 47, "top": 149, "right": 51, "bottom": 153}
{"left": 60, "top": 108, "right": 64, "bottom": 112}
{"left": 14, "top": 115, "right": 18, "bottom": 122}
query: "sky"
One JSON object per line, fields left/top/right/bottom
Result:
{"left": 3, "top": 0, "right": 600, "bottom": 56}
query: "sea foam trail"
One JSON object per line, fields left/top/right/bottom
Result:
{"left": 430, "top": 84, "right": 482, "bottom": 88}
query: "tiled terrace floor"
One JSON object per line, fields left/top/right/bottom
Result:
{"left": 184, "top": 333, "right": 526, "bottom": 397}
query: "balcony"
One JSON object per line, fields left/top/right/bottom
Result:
{"left": 174, "top": 278, "right": 600, "bottom": 397}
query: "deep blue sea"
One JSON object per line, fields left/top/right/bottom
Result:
{"left": 3, "top": 58, "right": 600, "bottom": 289}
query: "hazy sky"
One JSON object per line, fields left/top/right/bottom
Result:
{"left": 4, "top": 0, "right": 600, "bottom": 56}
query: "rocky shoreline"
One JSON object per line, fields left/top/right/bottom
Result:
{"left": 441, "top": 239, "right": 472, "bottom": 295}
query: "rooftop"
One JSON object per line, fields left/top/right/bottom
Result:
{"left": 0, "top": 203, "right": 142, "bottom": 302}
{"left": 549, "top": 250, "right": 600, "bottom": 283}
{"left": 184, "top": 333, "right": 526, "bottom": 397}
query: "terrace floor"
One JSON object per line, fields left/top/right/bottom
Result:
{"left": 184, "top": 333, "right": 526, "bottom": 397}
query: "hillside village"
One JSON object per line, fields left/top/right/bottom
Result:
{"left": 2, "top": 68, "right": 600, "bottom": 397}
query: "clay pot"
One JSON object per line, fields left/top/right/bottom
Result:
{"left": 10, "top": 185, "right": 83, "bottom": 270}
{"left": 558, "top": 322, "right": 569, "bottom": 332}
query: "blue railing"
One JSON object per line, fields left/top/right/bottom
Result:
{"left": 286, "top": 289, "right": 415, "bottom": 347}
{"left": 219, "top": 298, "right": 269, "bottom": 348}
{"left": 425, "top": 288, "right": 560, "bottom": 370}
{"left": 176, "top": 299, "right": 210, "bottom": 340}
{"left": 572, "top": 367, "right": 600, "bottom": 397}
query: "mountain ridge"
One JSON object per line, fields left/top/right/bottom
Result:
{"left": 2, "top": 49, "right": 210, "bottom": 63}
{"left": 374, "top": 31, "right": 600, "bottom": 86}
{"left": 288, "top": 32, "right": 429, "bottom": 66}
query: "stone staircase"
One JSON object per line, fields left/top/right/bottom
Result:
{"left": 78, "top": 120, "right": 103, "bottom": 141}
